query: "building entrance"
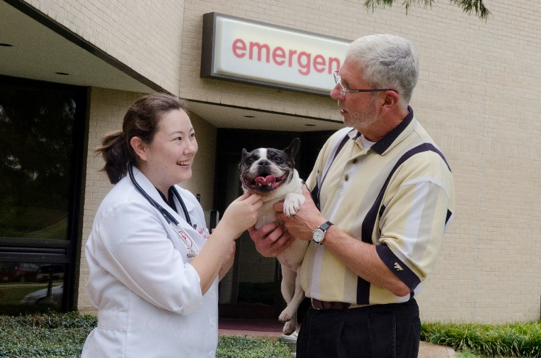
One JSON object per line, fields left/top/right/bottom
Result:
{"left": 213, "top": 128, "right": 333, "bottom": 321}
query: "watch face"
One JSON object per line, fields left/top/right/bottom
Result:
{"left": 313, "top": 229, "right": 324, "bottom": 243}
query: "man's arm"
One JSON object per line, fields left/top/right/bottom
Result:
{"left": 275, "top": 186, "right": 410, "bottom": 297}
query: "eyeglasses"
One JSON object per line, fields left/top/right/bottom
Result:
{"left": 333, "top": 71, "right": 398, "bottom": 97}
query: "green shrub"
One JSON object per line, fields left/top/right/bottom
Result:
{"left": 456, "top": 350, "right": 482, "bottom": 358}
{"left": 6, "top": 311, "right": 541, "bottom": 358}
{"left": 217, "top": 335, "right": 291, "bottom": 358}
{"left": 0, "top": 312, "right": 291, "bottom": 358}
{"left": 0, "top": 312, "right": 96, "bottom": 357}
{"left": 421, "top": 321, "right": 541, "bottom": 357}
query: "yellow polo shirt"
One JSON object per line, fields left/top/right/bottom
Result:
{"left": 301, "top": 109, "right": 455, "bottom": 305}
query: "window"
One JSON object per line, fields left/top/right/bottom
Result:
{"left": 0, "top": 76, "right": 86, "bottom": 314}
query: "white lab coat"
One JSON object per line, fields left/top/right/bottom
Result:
{"left": 82, "top": 167, "right": 219, "bottom": 358}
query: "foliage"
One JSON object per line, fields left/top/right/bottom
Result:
{"left": 422, "top": 321, "right": 541, "bottom": 357}
{"left": 217, "top": 336, "right": 291, "bottom": 358}
{"left": 364, "top": 0, "right": 490, "bottom": 20}
{"left": 0, "top": 312, "right": 97, "bottom": 358}
{"left": 0, "top": 312, "right": 291, "bottom": 358}
{"left": 456, "top": 350, "right": 482, "bottom": 358}
{"left": 5, "top": 312, "right": 541, "bottom": 358}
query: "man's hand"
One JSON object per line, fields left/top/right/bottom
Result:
{"left": 248, "top": 222, "right": 294, "bottom": 257}
{"left": 274, "top": 186, "right": 327, "bottom": 241}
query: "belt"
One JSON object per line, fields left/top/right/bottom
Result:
{"left": 311, "top": 298, "right": 350, "bottom": 310}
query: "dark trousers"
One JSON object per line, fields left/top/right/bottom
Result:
{"left": 297, "top": 299, "right": 420, "bottom": 358}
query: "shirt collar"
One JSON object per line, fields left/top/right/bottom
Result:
{"left": 370, "top": 106, "right": 415, "bottom": 155}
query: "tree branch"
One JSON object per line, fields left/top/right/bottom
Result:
{"left": 364, "top": 0, "right": 490, "bottom": 20}
{"left": 450, "top": 0, "right": 490, "bottom": 20}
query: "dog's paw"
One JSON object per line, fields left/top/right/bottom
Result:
{"left": 282, "top": 319, "right": 298, "bottom": 336}
{"left": 279, "top": 307, "right": 295, "bottom": 323}
{"left": 279, "top": 306, "right": 298, "bottom": 335}
{"left": 284, "top": 193, "right": 305, "bottom": 218}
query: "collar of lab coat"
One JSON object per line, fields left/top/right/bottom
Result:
{"left": 129, "top": 166, "right": 198, "bottom": 228}
{"left": 127, "top": 166, "right": 206, "bottom": 259}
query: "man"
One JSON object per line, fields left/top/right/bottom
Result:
{"left": 250, "top": 34, "right": 455, "bottom": 358}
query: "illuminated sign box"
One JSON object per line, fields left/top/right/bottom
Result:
{"left": 201, "top": 12, "right": 350, "bottom": 95}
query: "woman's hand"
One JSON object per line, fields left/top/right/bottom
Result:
{"left": 219, "top": 192, "right": 262, "bottom": 239}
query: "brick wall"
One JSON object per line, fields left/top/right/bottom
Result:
{"left": 179, "top": 110, "right": 217, "bottom": 211}
{"left": 77, "top": 88, "right": 142, "bottom": 313}
{"left": 23, "top": 0, "right": 185, "bottom": 95}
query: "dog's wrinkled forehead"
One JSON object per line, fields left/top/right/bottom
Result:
{"left": 241, "top": 148, "right": 262, "bottom": 163}
{"left": 266, "top": 148, "right": 293, "bottom": 166}
{"left": 241, "top": 148, "right": 292, "bottom": 166}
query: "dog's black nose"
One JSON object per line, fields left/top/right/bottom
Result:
{"left": 258, "top": 160, "right": 270, "bottom": 167}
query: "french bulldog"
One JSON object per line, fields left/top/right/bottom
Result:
{"left": 239, "top": 138, "right": 308, "bottom": 335}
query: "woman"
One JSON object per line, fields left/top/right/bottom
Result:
{"left": 82, "top": 93, "right": 261, "bottom": 357}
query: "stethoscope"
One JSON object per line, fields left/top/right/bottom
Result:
{"left": 128, "top": 165, "right": 200, "bottom": 258}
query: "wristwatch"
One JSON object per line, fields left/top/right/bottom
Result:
{"left": 312, "top": 221, "right": 333, "bottom": 245}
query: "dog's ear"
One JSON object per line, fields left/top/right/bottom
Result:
{"left": 284, "top": 138, "right": 301, "bottom": 160}
{"left": 239, "top": 148, "right": 249, "bottom": 171}
{"left": 241, "top": 148, "right": 249, "bottom": 161}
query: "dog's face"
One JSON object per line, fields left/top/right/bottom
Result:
{"left": 239, "top": 138, "right": 300, "bottom": 195}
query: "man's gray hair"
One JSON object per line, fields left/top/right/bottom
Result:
{"left": 346, "top": 34, "right": 419, "bottom": 106}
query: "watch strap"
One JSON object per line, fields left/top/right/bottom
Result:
{"left": 318, "top": 221, "right": 333, "bottom": 232}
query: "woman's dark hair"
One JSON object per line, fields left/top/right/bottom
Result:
{"left": 96, "top": 93, "right": 187, "bottom": 184}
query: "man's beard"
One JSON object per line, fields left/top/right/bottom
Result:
{"left": 343, "top": 97, "right": 379, "bottom": 132}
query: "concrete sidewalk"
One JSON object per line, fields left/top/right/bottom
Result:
{"left": 419, "top": 341, "right": 456, "bottom": 358}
